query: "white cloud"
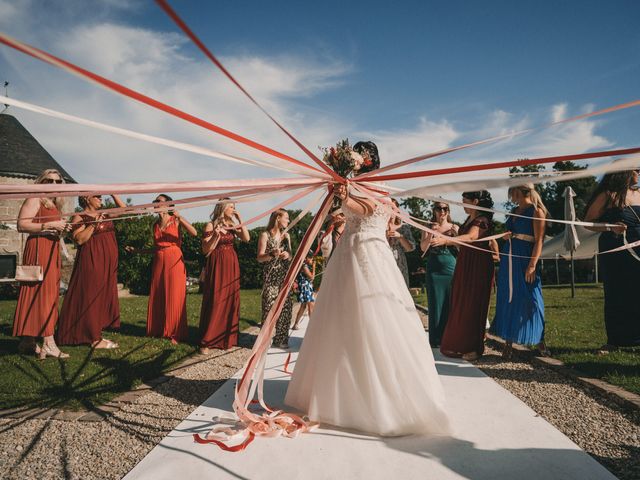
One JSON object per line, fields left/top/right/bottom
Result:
{"left": 359, "top": 116, "right": 459, "bottom": 166}
{"left": 0, "top": 0, "right": 23, "bottom": 21}
{"left": 551, "top": 103, "right": 567, "bottom": 122}
{"left": 0, "top": 13, "right": 356, "bottom": 221}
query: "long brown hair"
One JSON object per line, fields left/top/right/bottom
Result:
{"left": 35, "top": 169, "right": 65, "bottom": 210}
{"left": 586, "top": 169, "right": 637, "bottom": 211}
{"left": 267, "top": 209, "right": 287, "bottom": 231}
{"left": 390, "top": 199, "right": 402, "bottom": 226}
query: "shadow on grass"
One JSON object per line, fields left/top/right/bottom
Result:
{"left": 542, "top": 284, "right": 603, "bottom": 290}
{"left": 2, "top": 329, "right": 260, "bottom": 477}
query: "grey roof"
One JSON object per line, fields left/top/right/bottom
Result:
{"left": 0, "top": 113, "right": 75, "bottom": 182}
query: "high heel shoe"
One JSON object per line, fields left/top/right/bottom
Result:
{"left": 39, "top": 343, "right": 70, "bottom": 360}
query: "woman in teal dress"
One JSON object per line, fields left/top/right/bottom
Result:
{"left": 491, "top": 184, "right": 547, "bottom": 359}
{"left": 420, "top": 202, "right": 458, "bottom": 347}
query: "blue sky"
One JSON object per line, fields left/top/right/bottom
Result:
{"left": 147, "top": 0, "right": 640, "bottom": 134}
{"left": 0, "top": 0, "right": 639, "bottom": 221}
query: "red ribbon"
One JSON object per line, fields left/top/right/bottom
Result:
{"left": 0, "top": 33, "right": 322, "bottom": 175}
{"left": 357, "top": 99, "right": 640, "bottom": 180}
{"left": 155, "top": 0, "right": 341, "bottom": 182}
{"left": 367, "top": 146, "right": 640, "bottom": 182}
{"left": 193, "top": 432, "right": 255, "bottom": 452}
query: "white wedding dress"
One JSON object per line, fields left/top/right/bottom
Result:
{"left": 285, "top": 202, "right": 451, "bottom": 436}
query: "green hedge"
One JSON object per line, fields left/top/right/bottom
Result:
{"left": 115, "top": 209, "right": 313, "bottom": 294}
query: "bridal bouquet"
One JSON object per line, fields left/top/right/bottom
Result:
{"left": 321, "top": 139, "right": 372, "bottom": 178}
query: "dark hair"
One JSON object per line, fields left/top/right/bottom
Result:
{"left": 78, "top": 196, "right": 88, "bottom": 209}
{"left": 353, "top": 141, "right": 380, "bottom": 174}
{"left": 155, "top": 193, "right": 173, "bottom": 203}
{"left": 586, "top": 169, "right": 637, "bottom": 211}
{"left": 462, "top": 190, "right": 494, "bottom": 220}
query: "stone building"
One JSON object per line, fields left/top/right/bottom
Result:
{"left": 0, "top": 112, "right": 75, "bottom": 281}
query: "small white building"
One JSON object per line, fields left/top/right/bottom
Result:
{"left": 0, "top": 112, "right": 75, "bottom": 282}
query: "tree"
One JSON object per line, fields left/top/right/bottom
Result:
{"left": 115, "top": 215, "right": 155, "bottom": 295}
{"left": 398, "top": 197, "right": 431, "bottom": 288}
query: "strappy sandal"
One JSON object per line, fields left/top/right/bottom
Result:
{"left": 92, "top": 339, "right": 119, "bottom": 349}
{"left": 39, "top": 344, "right": 70, "bottom": 359}
{"left": 536, "top": 342, "right": 551, "bottom": 357}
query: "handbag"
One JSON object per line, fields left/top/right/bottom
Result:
{"left": 15, "top": 237, "right": 43, "bottom": 282}
{"left": 15, "top": 265, "right": 43, "bottom": 282}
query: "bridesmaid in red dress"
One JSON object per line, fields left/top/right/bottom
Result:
{"left": 56, "top": 193, "right": 125, "bottom": 349}
{"left": 13, "top": 169, "right": 70, "bottom": 358}
{"left": 127, "top": 194, "right": 197, "bottom": 343}
{"left": 432, "top": 190, "right": 495, "bottom": 361}
{"left": 199, "top": 199, "right": 250, "bottom": 354}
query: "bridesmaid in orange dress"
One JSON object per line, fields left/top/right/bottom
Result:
{"left": 127, "top": 194, "right": 197, "bottom": 343}
{"left": 56, "top": 193, "right": 125, "bottom": 349}
{"left": 13, "top": 169, "right": 70, "bottom": 358}
{"left": 198, "top": 199, "right": 250, "bottom": 354}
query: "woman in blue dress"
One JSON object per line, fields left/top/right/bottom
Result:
{"left": 492, "top": 183, "right": 547, "bottom": 359}
{"left": 585, "top": 168, "right": 640, "bottom": 349}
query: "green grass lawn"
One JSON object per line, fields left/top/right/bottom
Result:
{"left": 0, "top": 290, "right": 262, "bottom": 411}
{"left": 412, "top": 284, "right": 640, "bottom": 395}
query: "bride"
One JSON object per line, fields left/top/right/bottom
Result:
{"left": 285, "top": 141, "right": 451, "bottom": 436}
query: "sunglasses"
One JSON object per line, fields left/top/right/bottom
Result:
{"left": 434, "top": 206, "right": 449, "bottom": 212}
{"left": 42, "top": 178, "right": 63, "bottom": 184}
{"left": 92, "top": 195, "right": 102, "bottom": 200}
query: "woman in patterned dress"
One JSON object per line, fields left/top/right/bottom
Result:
{"left": 13, "top": 169, "right": 70, "bottom": 358}
{"left": 198, "top": 199, "right": 250, "bottom": 354}
{"left": 387, "top": 199, "right": 416, "bottom": 287}
{"left": 257, "top": 209, "right": 293, "bottom": 348}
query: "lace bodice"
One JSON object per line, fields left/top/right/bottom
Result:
{"left": 342, "top": 204, "right": 391, "bottom": 238}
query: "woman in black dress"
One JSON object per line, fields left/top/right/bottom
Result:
{"left": 585, "top": 168, "right": 640, "bottom": 349}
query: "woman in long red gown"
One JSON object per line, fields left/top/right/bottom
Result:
{"left": 432, "top": 190, "right": 495, "bottom": 361}
{"left": 56, "top": 194, "right": 125, "bottom": 348}
{"left": 129, "top": 194, "right": 197, "bottom": 343}
{"left": 13, "top": 169, "right": 70, "bottom": 358}
{"left": 198, "top": 199, "right": 250, "bottom": 354}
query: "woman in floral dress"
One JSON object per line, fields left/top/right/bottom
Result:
{"left": 257, "top": 209, "right": 293, "bottom": 348}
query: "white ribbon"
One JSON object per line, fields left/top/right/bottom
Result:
{"left": 0, "top": 95, "right": 330, "bottom": 180}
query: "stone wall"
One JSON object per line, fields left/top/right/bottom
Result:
{"left": 0, "top": 176, "right": 30, "bottom": 269}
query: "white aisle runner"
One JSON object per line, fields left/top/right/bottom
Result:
{"left": 124, "top": 322, "right": 617, "bottom": 480}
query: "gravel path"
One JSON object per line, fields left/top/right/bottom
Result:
{"left": 2, "top": 311, "right": 638, "bottom": 480}
{"left": 475, "top": 344, "right": 639, "bottom": 480}
{"left": 0, "top": 332, "right": 256, "bottom": 480}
